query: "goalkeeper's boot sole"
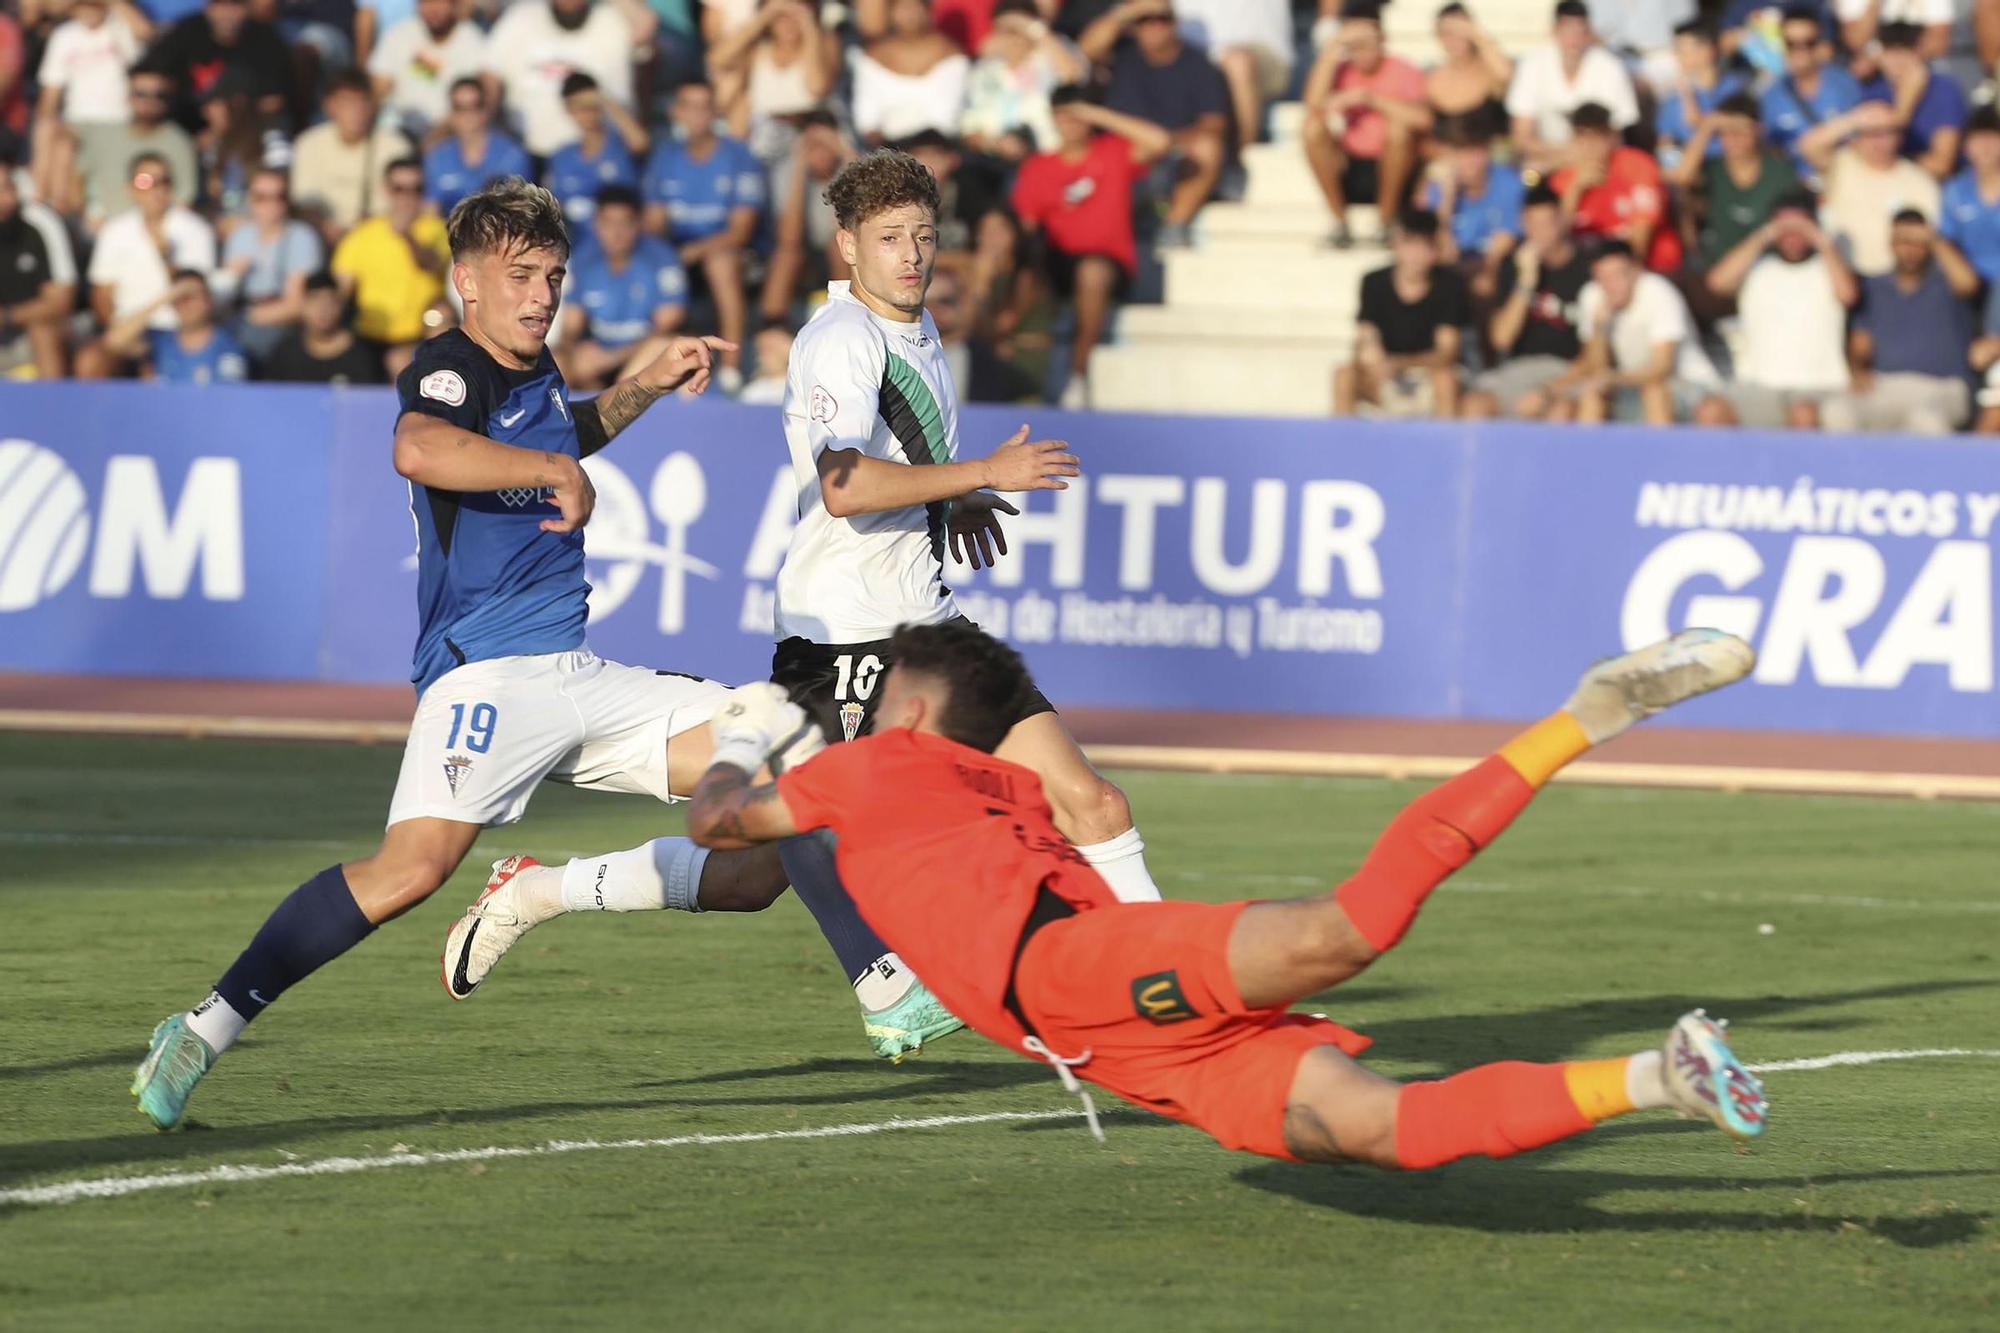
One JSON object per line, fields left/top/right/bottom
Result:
{"left": 863, "top": 979, "right": 968, "bottom": 1064}
{"left": 1564, "top": 628, "right": 1756, "bottom": 745}
{"left": 132, "top": 1014, "right": 216, "bottom": 1132}
{"left": 1663, "top": 1008, "right": 1769, "bottom": 1141}
{"left": 442, "top": 855, "right": 549, "bottom": 1000}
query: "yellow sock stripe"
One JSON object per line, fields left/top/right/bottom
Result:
{"left": 1563, "top": 1057, "right": 1638, "bottom": 1123}
{"left": 1497, "top": 711, "right": 1593, "bottom": 790}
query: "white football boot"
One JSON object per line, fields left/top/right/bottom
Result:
{"left": 442, "top": 855, "right": 557, "bottom": 1000}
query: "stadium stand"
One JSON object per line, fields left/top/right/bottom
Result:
{"left": 3, "top": 0, "right": 2000, "bottom": 431}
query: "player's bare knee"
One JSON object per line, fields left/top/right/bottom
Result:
{"left": 696, "top": 845, "right": 789, "bottom": 912}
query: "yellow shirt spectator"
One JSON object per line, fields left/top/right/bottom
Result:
{"left": 331, "top": 215, "right": 451, "bottom": 345}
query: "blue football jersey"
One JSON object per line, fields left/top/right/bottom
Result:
{"left": 147, "top": 327, "right": 251, "bottom": 385}
{"left": 425, "top": 133, "right": 538, "bottom": 213}
{"left": 570, "top": 237, "right": 687, "bottom": 348}
{"left": 544, "top": 138, "right": 639, "bottom": 226}
{"left": 394, "top": 330, "right": 590, "bottom": 695}
{"left": 640, "top": 135, "right": 766, "bottom": 244}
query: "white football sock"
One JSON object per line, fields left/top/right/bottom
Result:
{"left": 559, "top": 838, "right": 709, "bottom": 914}
{"left": 185, "top": 990, "right": 247, "bottom": 1055}
{"left": 1626, "top": 1049, "right": 1671, "bottom": 1110}
{"left": 853, "top": 952, "right": 920, "bottom": 1012}
{"left": 1076, "top": 827, "right": 1162, "bottom": 902}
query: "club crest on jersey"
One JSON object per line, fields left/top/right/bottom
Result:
{"left": 442, "top": 753, "right": 475, "bottom": 795}
{"left": 549, "top": 385, "right": 570, "bottom": 422}
{"left": 839, "top": 700, "right": 865, "bottom": 743}
{"left": 420, "top": 369, "right": 467, "bottom": 406}
{"left": 809, "top": 385, "right": 837, "bottom": 423}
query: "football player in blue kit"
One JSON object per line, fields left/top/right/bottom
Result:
{"left": 130, "top": 177, "right": 804, "bottom": 1130}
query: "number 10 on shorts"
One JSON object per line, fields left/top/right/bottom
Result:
{"left": 445, "top": 702, "right": 499, "bottom": 753}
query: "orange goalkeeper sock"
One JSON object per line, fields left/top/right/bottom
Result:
{"left": 1333, "top": 755, "right": 1533, "bottom": 952}
{"left": 1391, "top": 1054, "right": 1674, "bottom": 1170}
{"left": 1497, "top": 711, "right": 1593, "bottom": 790}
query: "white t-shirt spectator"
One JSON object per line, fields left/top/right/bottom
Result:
{"left": 1736, "top": 254, "right": 1851, "bottom": 391}
{"left": 1823, "top": 148, "right": 1941, "bottom": 276}
{"left": 88, "top": 207, "right": 217, "bottom": 329}
{"left": 289, "top": 121, "right": 416, "bottom": 233}
{"left": 1175, "top": 0, "right": 1293, "bottom": 66}
{"left": 367, "top": 15, "right": 490, "bottom": 134}
{"left": 1834, "top": 0, "right": 1952, "bottom": 24}
{"left": 37, "top": 12, "right": 142, "bottom": 125}
{"left": 852, "top": 50, "right": 971, "bottom": 142}
{"left": 1578, "top": 271, "right": 1720, "bottom": 384}
{"left": 489, "top": 1, "right": 642, "bottom": 156}
{"left": 1506, "top": 44, "right": 1640, "bottom": 148}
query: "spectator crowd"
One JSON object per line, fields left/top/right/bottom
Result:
{"left": 1330, "top": 0, "right": 2000, "bottom": 435}
{"left": 2, "top": 0, "right": 2000, "bottom": 434}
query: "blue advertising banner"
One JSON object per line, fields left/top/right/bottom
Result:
{"left": 3, "top": 382, "right": 1997, "bottom": 738}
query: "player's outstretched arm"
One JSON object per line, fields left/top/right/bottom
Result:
{"left": 686, "top": 683, "right": 818, "bottom": 850}
{"left": 393, "top": 414, "right": 597, "bottom": 533}
{"left": 574, "top": 335, "right": 738, "bottom": 456}
{"left": 819, "top": 424, "right": 1077, "bottom": 518}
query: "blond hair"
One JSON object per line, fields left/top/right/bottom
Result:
{"left": 446, "top": 176, "right": 571, "bottom": 262}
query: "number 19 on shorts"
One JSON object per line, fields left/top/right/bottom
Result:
{"left": 445, "top": 702, "right": 499, "bottom": 753}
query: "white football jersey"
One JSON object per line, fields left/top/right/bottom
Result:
{"left": 776, "top": 281, "right": 964, "bottom": 644}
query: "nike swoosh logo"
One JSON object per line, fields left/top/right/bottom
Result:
{"left": 247, "top": 989, "right": 270, "bottom": 1006}
{"left": 497, "top": 408, "right": 527, "bottom": 427}
{"left": 450, "top": 920, "right": 480, "bottom": 998}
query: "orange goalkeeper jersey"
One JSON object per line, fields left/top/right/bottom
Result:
{"left": 775, "top": 729, "right": 1122, "bottom": 1051}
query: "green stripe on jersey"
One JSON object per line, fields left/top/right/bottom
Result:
{"left": 881, "top": 351, "right": 950, "bottom": 466}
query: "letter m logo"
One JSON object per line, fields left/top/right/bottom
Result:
{"left": 1130, "top": 970, "right": 1197, "bottom": 1025}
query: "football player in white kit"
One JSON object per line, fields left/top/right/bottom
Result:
{"left": 456, "top": 150, "right": 1168, "bottom": 1059}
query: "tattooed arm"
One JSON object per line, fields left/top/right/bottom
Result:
{"left": 686, "top": 762, "right": 802, "bottom": 851}
{"left": 572, "top": 334, "right": 739, "bottom": 457}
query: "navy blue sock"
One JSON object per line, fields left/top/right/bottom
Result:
{"left": 778, "top": 831, "right": 891, "bottom": 983}
{"left": 214, "top": 865, "right": 376, "bottom": 1021}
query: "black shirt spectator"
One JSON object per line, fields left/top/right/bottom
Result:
{"left": 261, "top": 270, "right": 385, "bottom": 384}
{"left": 1102, "top": 32, "right": 1228, "bottom": 135}
{"left": 1493, "top": 247, "right": 1589, "bottom": 360}
{"left": 1359, "top": 263, "right": 1471, "bottom": 356}
{"left": 146, "top": 0, "right": 293, "bottom": 133}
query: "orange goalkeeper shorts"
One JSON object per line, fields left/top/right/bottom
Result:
{"left": 1012, "top": 900, "right": 1371, "bottom": 1160}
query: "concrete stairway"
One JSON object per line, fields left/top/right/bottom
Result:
{"left": 1088, "top": 0, "right": 1555, "bottom": 417}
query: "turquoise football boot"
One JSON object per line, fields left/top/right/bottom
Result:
{"left": 131, "top": 1014, "right": 216, "bottom": 1132}
{"left": 863, "top": 981, "right": 966, "bottom": 1063}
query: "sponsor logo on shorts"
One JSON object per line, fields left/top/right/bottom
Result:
{"left": 839, "top": 700, "right": 865, "bottom": 743}
{"left": 443, "top": 752, "right": 475, "bottom": 796}
{"left": 1130, "top": 970, "right": 1197, "bottom": 1024}
{"left": 420, "top": 369, "right": 467, "bottom": 406}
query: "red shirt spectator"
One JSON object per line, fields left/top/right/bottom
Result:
{"left": 932, "top": 0, "right": 998, "bottom": 52}
{"left": 0, "top": 10, "right": 27, "bottom": 136}
{"left": 1333, "top": 52, "right": 1424, "bottom": 160}
{"left": 1550, "top": 116, "right": 1682, "bottom": 273}
{"left": 1011, "top": 129, "right": 1148, "bottom": 272}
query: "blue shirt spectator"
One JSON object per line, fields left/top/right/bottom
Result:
{"left": 1940, "top": 170, "right": 2000, "bottom": 282}
{"left": 147, "top": 325, "right": 252, "bottom": 384}
{"left": 544, "top": 136, "right": 639, "bottom": 228}
{"left": 1856, "top": 266, "right": 1973, "bottom": 379}
{"left": 1761, "top": 63, "right": 1863, "bottom": 168}
{"left": 425, "top": 130, "right": 536, "bottom": 214}
{"left": 1658, "top": 73, "right": 1747, "bottom": 162}
{"left": 641, "top": 134, "right": 765, "bottom": 245}
{"left": 570, "top": 235, "right": 687, "bottom": 348}
{"left": 1425, "top": 159, "right": 1525, "bottom": 258}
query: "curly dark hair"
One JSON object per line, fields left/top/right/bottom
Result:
{"left": 888, "top": 621, "right": 1032, "bottom": 754}
{"left": 825, "top": 148, "right": 941, "bottom": 232}
{"left": 446, "top": 176, "right": 571, "bottom": 263}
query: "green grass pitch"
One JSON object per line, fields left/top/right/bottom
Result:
{"left": 1, "top": 733, "right": 1996, "bottom": 1331}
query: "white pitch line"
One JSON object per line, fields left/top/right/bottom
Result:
{"left": 0, "top": 1108, "right": 1091, "bottom": 1209}
{"left": 8, "top": 1049, "right": 2000, "bottom": 1211}
{"left": 1746, "top": 1048, "right": 2000, "bottom": 1073}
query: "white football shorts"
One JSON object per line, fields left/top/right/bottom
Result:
{"left": 386, "top": 648, "right": 725, "bottom": 828}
